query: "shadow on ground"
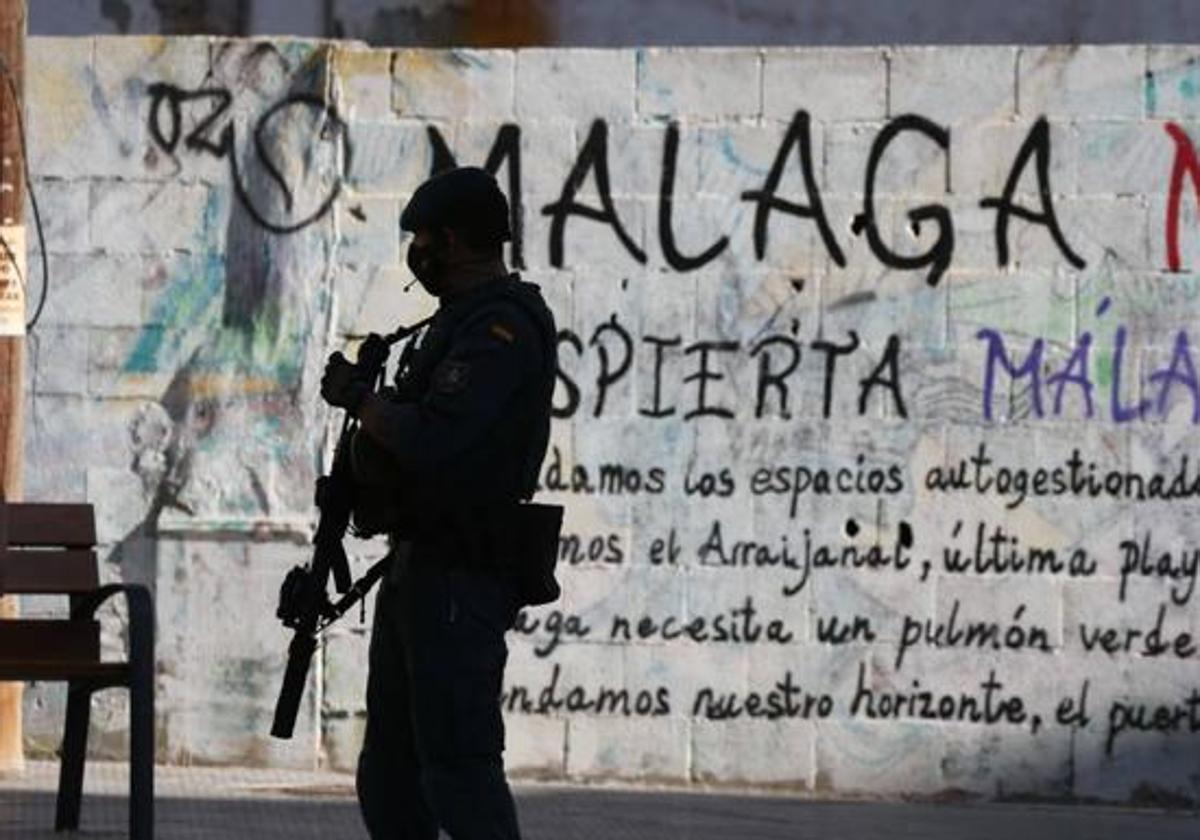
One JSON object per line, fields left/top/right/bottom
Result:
{"left": 2, "top": 787, "right": 1199, "bottom": 840}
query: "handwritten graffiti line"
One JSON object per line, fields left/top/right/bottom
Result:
{"left": 147, "top": 82, "right": 351, "bottom": 234}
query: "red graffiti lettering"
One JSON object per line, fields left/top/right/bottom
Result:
{"left": 1165, "top": 122, "right": 1200, "bottom": 272}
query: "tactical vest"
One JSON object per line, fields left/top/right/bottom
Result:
{"left": 350, "top": 274, "right": 556, "bottom": 537}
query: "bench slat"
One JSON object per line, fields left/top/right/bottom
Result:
{"left": 0, "top": 620, "right": 100, "bottom": 663}
{"left": 2, "top": 504, "right": 96, "bottom": 548}
{"left": 0, "top": 549, "right": 99, "bottom": 594}
{"left": 0, "top": 661, "right": 127, "bottom": 682}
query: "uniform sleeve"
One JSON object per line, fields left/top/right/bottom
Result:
{"left": 356, "top": 302, "right": 541, "bottom": 469}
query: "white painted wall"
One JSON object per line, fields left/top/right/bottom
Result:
{"left": 19, "top": 37, "right": 1200, "bottom": 802}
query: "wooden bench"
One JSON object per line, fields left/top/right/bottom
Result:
{"left": 0, "top": 503, "right": 154, "bottom": 839}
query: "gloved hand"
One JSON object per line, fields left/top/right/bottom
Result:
{"left": 321, "top": 351, "right": 372, "bottom": 415}
{"left": 357, "top": 333, "right": 390, "bottom": 371}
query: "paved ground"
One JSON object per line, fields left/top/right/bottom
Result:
{"left": 1, "top": 761, "right": 1197, "bottom": 839}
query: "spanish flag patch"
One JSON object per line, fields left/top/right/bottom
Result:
{"left": 489, "top": 322, "right": 516, "bottom": 344}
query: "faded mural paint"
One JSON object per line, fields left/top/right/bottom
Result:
{"left": 17, "top": 38, "right": 1200, "bottom": 801}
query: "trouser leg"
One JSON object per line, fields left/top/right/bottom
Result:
{"left": 422, "top": 758, "right": 521, "bottom": 840}
{"left": 402, "top": 563, "right": 522, "bottom": 840}
{"left": 356, "top": 581, "right": 438, "bottom": 840}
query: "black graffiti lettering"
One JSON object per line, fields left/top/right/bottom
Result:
{"left": 511, "top": 609, "right": 593, "bottom": 658}
{"left": 1055, "top": 680, "right": 1092, "bottom": 729}
{"left": 1105, "top": 690, "right": 1200, "bottom": 756}
{"left": 696, "top": 518, "right": 915, "bottom": 599}
{"left": 557, "top": 532, "right": 625, "bottom": 566}
{"left": 940, "top": 519, "right": 1099, "bottom": 578}
{"left": 147, "top": 83, "right": 233, "bottom": 157}
{"left": 590, "top": 314, "right": 634, "bottom": 417}
{"left": 609, "top": 596, "right": 794, "bottom": 645}
{"left": 424, "top": 123, "right": 525, "bottom": 269}
{"left": 639, "top": 334, "right": 682, "bottom": 418}
{"left": 814, "top": 613, "right": 878, "bottom": 645}
{"left": 236, "top": 93, "right": 349, "bottom": 232}
{"left": 389, "top": 110, "right": 1096, "bottom": 277}
{"left": 692, "top": 671, "right": 833, "bottom": 721}
{"left": 684, "top": 465, "right": 735, "bottom": 497}
{"left": 147, "top": 83, "right": 349, "bottom": 234}
{"left": 648, "top": 528, "right": 681, "bottom": 565}
{"left": 542, "top": 119, "right": 646, "bottom": 269}
{"left": 928, "top": 443, "right": 1200, "bottom": 513}
{"left": 855, "top": 114, "right": 954, "bottom": 287}
{"left": 811, "top": 331, "right": 860, "bottom": 418}
{"left": 549, "top": 317, "right": 909, "bottom": 422}
{"left": 741, "top": 110, "right": 845, "bottom": 266}
{"left": 858, "top": 333, "right": 907, "bottom": 418}
{"left": 595, "top": 465, "right": 653, "bottom": 497}
{"left": 486, "top": 125, "right": 524, "bottom": 266}
{"left": 981, "top": 117, "right": 1085, "bottom": 270}
{"left": 503, "top": 664, "right": 672, "bottom": 717}
{"left": 427, "top": 125, "right": 457, "bottom": 174}
{"left": 851, "top": 663, "right": 1027, "bottom": 726}
{"left": 540, "top": 447, "right": 667, "bottom": 497}
{"left": 750, "top": 458, "right": 906, "bottom": 515}
{"left": 1117, "top": 532, "right": 1200, "bottom": 606}
{"left": 540, "top": 445, "right": 569, "bottom": 492}
{"left": 684, "top": 340, "right": 739, "bottom": 420}
{"left": 896, "top": 601, "right": 1054, "bottom": 672}
{"left": 750, "top": 333, "right": 802, "bottom": 419}
{"left": 659, "top": 121, "right": 728, "bottom": 271}
{"left": 1078, "top": 603, "right": 1197, "bottom": 659}
{"left": 552, "top": 330, "right": 583, "bottom": 418}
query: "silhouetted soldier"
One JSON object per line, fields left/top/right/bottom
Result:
{"left": 321, "top": 167, "right": 556, "bottom": 840}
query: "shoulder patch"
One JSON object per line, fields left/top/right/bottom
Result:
{"left": 432, "top": 360, "right": 471, "bottom": 395}
{"left": 489, "top": 322, "right": 516, "bottom": 344}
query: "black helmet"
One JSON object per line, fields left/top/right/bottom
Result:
{"left": 400, "top": 166, "right": 511, "bottom": 248}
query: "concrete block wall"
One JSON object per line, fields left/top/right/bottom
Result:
{"left": 18, "top": 38, "right": 1200, "bottom": 802}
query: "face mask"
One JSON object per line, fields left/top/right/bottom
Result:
{"left": 406, "top": 239, "right": 445, "bottom": 295}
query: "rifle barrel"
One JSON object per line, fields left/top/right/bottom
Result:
{"left": 271, "top": 632, "right": 317, "bottom": 739}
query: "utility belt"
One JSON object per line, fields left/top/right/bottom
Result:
{"left": 387, "top": 502, "right": 563, "bottom": 607}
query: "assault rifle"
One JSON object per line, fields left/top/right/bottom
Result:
{"left": 270, "top": 318, "right": 430, "bottom": 740}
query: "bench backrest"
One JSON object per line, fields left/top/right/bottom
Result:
{"left": 0, "top": 503, "right": 97, "bottom": 594}
{"left": 0, "top": 503, "right": 99, "bottom": 667}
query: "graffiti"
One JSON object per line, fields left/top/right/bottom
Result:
{"left": 981, "top": 116, "right": 1086, "bottom": 271}
{"left": 924, "top": 441, "right": 1200, "bottom": 508}
{"left": 147, "top": 82, "right": 350, "bottom": 233}
{"left": 122, "top": 49, "right": 344, "bottom": 530}
{"left": 550, "top": 312, "right": 905, "bottom": 421}
{"left": 33, "top": 39, "right": 1200, "bottom": 794}
{"left": 541, "top": 119, "right": 648, "bottom": 268}
{"left": 977, "top": 297, "right": 1200, "bottom": 423}
{"left": 441, "top": 111, "right": 1089, "bottom": 286}
{"left": 741, "top": 110, "right": 844, "bottom": 270}
{"left": 661, "top": 121, "right": 729, "bottom": 271}
{"left": 853, "top": 114, "right": 954, "bottom": 286}
{"left": 426, "top": 123, "right": 524, "bottom": 269}
{"left": 1164, "top": 121, "right": 1200, "bottom": 273}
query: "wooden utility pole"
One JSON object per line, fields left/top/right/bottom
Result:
{"left": 0, "top": 0, "right": 25, "bottom": 776}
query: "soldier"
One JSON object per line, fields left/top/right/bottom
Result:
{"left": 320, "top": 166, "right": 556, "bottom": 840}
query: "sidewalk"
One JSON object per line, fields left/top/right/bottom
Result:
{"left": 1, "top": 761, "right": 1197, "bottom": 839}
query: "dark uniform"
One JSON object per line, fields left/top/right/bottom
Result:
{"left": 352, "top": 272, "right": 556, "bottom": 840}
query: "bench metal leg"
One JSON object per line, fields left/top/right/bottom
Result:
{"left": 128, "top": 587, "right": 155, "bottom": 840}
{"left": 129, "top": 662, "right": 153, "bottom": 840}
{"left": 55, "top": 682, "right": 90, "bottom": 831}
{"left": 58, "top": 583, "right": 156, "bottom": 838}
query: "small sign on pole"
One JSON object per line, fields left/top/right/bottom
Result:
{"left": 0, "top": 223, "right": 26, "bottom": 336}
